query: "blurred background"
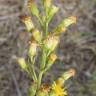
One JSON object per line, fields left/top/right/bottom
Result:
{"left": 0, "top": 0, "right": 96, "bottom": 96}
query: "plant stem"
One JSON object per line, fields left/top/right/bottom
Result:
{"left": 27, "top": 56, "right": 37, "bottom": 81}
{"left": 27, "top": 62, "right": 35, "bottom": 80}
{"left": 32, "top": 65, "right": 37, "bottom": 81}
{"left": 37, "top": 9, "right": 49, "bottom": 89}
{"left": 45, "top": 22, "right": 48, "bottom": 36}
{"left": 41, "top": 48, "right": 47, "bottom": 69}
{"left": 31, "top": 58, "right": 37, "bottom": 81}
{"left": 37, "top": 48, "right": 46, "bottom": 89}
{"left": 37, "top": 71, "right": 43, "bottom": 89}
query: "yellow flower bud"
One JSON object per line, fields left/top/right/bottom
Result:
{"left": 44, "top": 35, "right": 59, "bottom": 52}
{"left": 28, "top": 0, "right": 39, "bottom": 17}
{"left": 32, "top": 29, "right": 42, "bottom": 42}
{"left": 56, "top": 68, "right": 76, "bottom": 87}
{"left": 18, "top": 57, "right": 27, "bottom": 70}
{"left": 43, "top": 0, "right": 52, "bottom": 8}
{"left": 48, "top": 5, "right": 59, "bottom": 23}
{"left": 53, "top": 16, "right": 76, "bottom": 33}
{"left": 20, "top": 16, "right": 34, "bottom": 32}
{"left": 48, "top": 53, "right": 57, "bottom": 65}
{"left": 44, "top": 53, "right": 57, "bottom": 72}
{"left": 28, "top": 41, "right": 37, "bottom": 58}
{"left": 51, "top": 5, "right": 59, "bottom": 14}
{"left": 63, "top": 16, "right": 76, "bottom": 27}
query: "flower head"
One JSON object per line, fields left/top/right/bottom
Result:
{"left": 52, "top": 82, "right": 67, "bottom": 96}
{"left": 28, "top": 41, "right": 37, "bottom": 58}
{"left": 41, "top": 83, "right": 50, "bottom": 93}
{"left": 18, "top": 57, "right": 27, "bottom": 70}
{"left": 42, "top": 0, "right": 52, "bottom": 8}
{"left": 56, "top": 68, "right": 76, "bottom": 87}
{"left": 64, "top": 16, "right": 76, "bottom": 27}
{"left": 48, "top": 53, "right": 57, "bottom": 65}
{"left": 32, "top": 29, "right": 42, "bottom": 42}
{"left": 20, "top": 16, "right": 34, "bottom": 32}
{"left": 47, "top": 5, "right": 59, "bottom": 23}
{"left": 53, "top": 16, "right": 76, "bottom": 34}
{"left": 28, "top": 0, "right": 39, "bottom": 17}
{"left": 44, "top": 35, "right": 59, "bottom": 52}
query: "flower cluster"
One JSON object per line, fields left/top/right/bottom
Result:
{"left": 18, "top": 0, "right": 76, "bottom": 96}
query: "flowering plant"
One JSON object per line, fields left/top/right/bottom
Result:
{"left": 18, "top": 0, "right": 76, "bottom": 96}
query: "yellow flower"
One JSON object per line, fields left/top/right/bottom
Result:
{"left": 20, "top": 16, "right": 34, "bottom": 32}
{"left": 52, "top": 82, "right": 67, "bottom": 96}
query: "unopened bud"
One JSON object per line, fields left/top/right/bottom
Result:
{"left": 28, "top": 41, "right": 37, "bottom": 58}
{"left": 56, "top": 68, "right": 76, "bottom": 86}
{"left": 48, "top": 5, "right": 59, "bottom": 23}
{"left": 48, "top": 53, "right": 57, "bottom": 65}
{"left": 32, "top": 29, "right": 42, "bottom": 42}
{"left": 20, "top": 16, "right": 34, "bottom": 32}
{"left": 63, "top": 16, "right": 76, "bottom": 27}
{"left": 53, "top": 16, "right": 76, "bottom": 33}
{"left": 43, "top": 0, "right": 52, "bottom": 8}
{"left": 28, "top": 0, "right": 39, "bottom": 17}
{"left": 18, "top": 57, "right": 27, "bottom": 70}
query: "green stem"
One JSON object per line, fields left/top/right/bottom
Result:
{"left": 37, "top": 48, "right": 47, "bottom": 89}
{"left": 32, "top": 65, "right": 37, "bottom": 81}
{"left": 31, "top": 57, "right": 37, "bottom": 81}
{"left": 37, "top": 71, "right": 43, "bottom": 89}
{"left": 38, "top": 16, "right": 43, "bottom": 27}
{"left": 45, "top": 22, "right": 48, "bottom": 36}
{"left": 27, "top": 56, "right": 37, "bottom": 81}
{"left": 41, "top": 48, "right": 46, "bottom": 69}
{"left": 37, "top": 9, "right": 49, "bottom": 89}
{"left": 45, "top": 9, "right": 48, "bottom": 36}
{"left": 27, "top": 58, "right": 35, "bottom": 80}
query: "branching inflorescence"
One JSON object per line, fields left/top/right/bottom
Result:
{"left": 18, "top": 0, "right": 76, "bottom": 96}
